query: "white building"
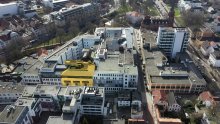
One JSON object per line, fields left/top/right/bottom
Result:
{"left": 178, "top": 0, "right": 202, "bottom": 11}
{"left": 93, "top": 27, "right": 138, "bottom": 90}
{"left": 157, "top": 27, "right": 189, "bottom": 58}
{"left": 200, "top": 41, "right": 215, "bottom": 56}
{"left": 21, "top": 60, "right": 43, "bottom": 85}
{"left": 33, "top": 85, "right": 61, "bottom": 112}
{"left": 208, "top": 51, "right": 220, "bottom": 67}
{"left": 15, "top": 97, "right": 42, "bottom": 120}
{"left": 40, "top": 35, "right": 100, "bottom": 85}
{"left": 0, "top": 105, "right": 33, "bottom": 124}
{"left": 80, "top": 87, "right": 106, "bottom": 116}
{"left": 42, "top": 0, "right": 69, "bottom": 10}
{"left": 0, "top": 82, "right": 24, "bottom": 104}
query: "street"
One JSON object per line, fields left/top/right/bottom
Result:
{"left": 133, "top": 29, "right": 155, "bottom": 124}
{"left": 154, "top": 0, "right": 178, "bottom": 26}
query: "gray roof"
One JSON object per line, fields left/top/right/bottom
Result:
{"left": 58, "top": 87, "right": 67, "bottom": 96}
{"left": 46, "top": 114, "right": 74, "bottom": 124}
{"left": 211, "top": 50, "right": 220, "bottom": 59}
{"left": 13, "top": 57, "right": 38, "bottom": 74}
{"left": 97, "top": 56, "right": 137, "bottom": 75}
{"left": 0, "top": 82, "right": 24, "bottom": 94}
{"left": 22, "top": 86, "right": 37, "bottom": 97}
{"left": 167, "top": 92, "right": 176, "bottom": 105}
{"left": 151, "top": 76, "right": 191, "bottom": 84}
{"left": 15, "top": 97, "right": 36, "bottom": 107}
{"left": 0, "top": 105, "right": 28, "bottom": 124}
{"left": 144, "top": 36, "right": 206, "bottom": 85}
{"left": 201, "top": 41, "right": 211, "bottom": 51}
{"left": 23, "top": 60, "right": 43, "bottom": 75}
{"left": 34, "top": 85, "right": 60, "bottom": 95}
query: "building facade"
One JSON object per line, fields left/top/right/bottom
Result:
{"left": 0, "top": 82, "right": 24, "bottom": 104}
{"left": 157, "top": 27, "right": 189, "bottom": 58}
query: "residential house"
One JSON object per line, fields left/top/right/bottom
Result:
{"left": 200, "top": 41, "right": 215, "bottom": 56}
{"left": 199, "top": 91, "right": 216, "bottom": 107}
{"left": 152, "top": 90, "right": 181, "bottom": 112}
{"left": 0, "top": 30, "right": 20, "bottom": 49}
{"left": 126, "top": 11, "right": 144, "bottom": 27}
{"left": 178, "top": 0, "right": 202, "bottom": 12}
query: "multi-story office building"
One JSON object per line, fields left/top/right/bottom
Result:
{"left": 0, "top": 82, "right": 24, "bottom": 104}
{"left": 42, "top": 0, "right": 69, "bottom": 10}
{"left": 145, "top": 50, "right": 206, "bottom": 93}
{"left": 40, "top": 35, "right": 100, "bottom": 85}
{"left": 33, "top": 85, "right": 61, "bottom": 112}
{"left": 144, "top": 32, "right": 206, "bottom": 93}
{"left": 15, "top": 97, "right": 42, "bottom": 121}
{"left": 157, "top": 27, "right": 190, "bottom": 58}
{"left": 0, "top": 105, "right": 33, "bottom": 124}
{"left": 61, "top": 60, "right": 95, "bottom": 86}
{"left": 0, "top": 82, "right": 143, "bottom": 124}
{"left": 21, "top": 60, "right": 43, "bottom": 85}
{"left": 93, "top": 27, "right": 138, "bottom": 90}
{"left": 51, "top": 3, "right": 100, "bottom": 25}
{"left": 80, "top": 87, "right": 105, "bottom": 115}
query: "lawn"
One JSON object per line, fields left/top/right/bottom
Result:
{"left": 175, "top": 16, "right": 186, "bottom": 27}
{"left": 174, "top": 7, "right": 181, "bottom": 17}
{"left": 118, "top": 5, "right": 133, "bottom": 14}
{"left": 147, "top": 6, "right": 160, "bottom": 16}
{"left": 165, "top": 4, "right": 181, "bottom": 17}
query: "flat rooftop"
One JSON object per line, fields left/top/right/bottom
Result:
{"left": 97, "top": 54, "right": 137, "bottom": 75}
{"left": 0, "top": 82, "right": 24, "bottom": 94}
{"left": 0, "top": 105, "right": 28, "bottom": 124}
{"left": 22, "top": 86, "right": 37, "bottom": 97}
{"left": 65, "top": 86, "right": 84, "bottom": 96}
{"left": 13, "top": 57, "right": 38, "bottom": 74}
{"left": 24, "top": 60, "right": 43, "bottom": 74}
{"left": 144, "top": 44, "right": 205, "bottom": 85}
{"left": 97, "top": 56, "right": 123, "bottom": 72}
{"left": 81, "top": 87, "right": 104, "bottom": 105}
{"left": 58, "top": 87, "right": 67, "bottom": 96}
{"left": 151, "top": 76, "right": 191, "bottom": 84}
{"left": 119, "top": 50, "right": 134, "bottom": 65}
{"left": 34, "top": 85, "right": 60, "bottom": 95}
{"left": 15, "top": 97, "right": 36, "bottom": 107}
{"left": 46, "top": 114, "right": 74, "bottom": 124}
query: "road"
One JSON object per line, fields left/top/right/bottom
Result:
{"left": 102, "top": 0, "right": 120, "bottom": 17}
{"left": 154, "top": 0, "right": 178, "bottom": 26}
{"left": 187, "top": 44, "right": 220, "bottom": 95}
{"left": 133, "top": 29, "right": 155, "bottom": 124}
{"left": 154, "top": 0, "right": 168, "bottom": 17}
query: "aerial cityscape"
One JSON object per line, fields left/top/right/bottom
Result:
{"left": 0, "top": 0, "right": 220, "bottom": 124}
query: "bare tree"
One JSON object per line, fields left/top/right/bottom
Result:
{"left": 56, "top": 27, "right": 66, "bottom": 44}
{"left": 182, "top": 11, "right": 205, "bottom": 38}
{"left": 3, "top": 37, "right": 27, "bottom": 64}
{"left": 68, "top": 20, "right": 80, "bottom": 36}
